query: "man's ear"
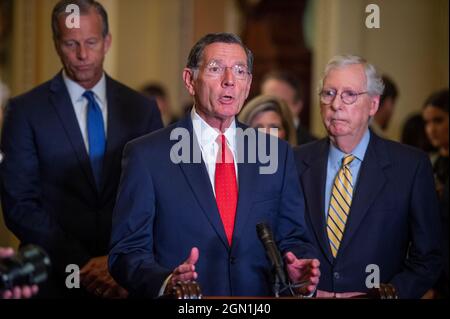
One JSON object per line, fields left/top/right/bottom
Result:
{"left": 183, "top": 68, "right": 196, "bottom": 96}
{"left": 369, "top": 95, "right": 380, "bottom": 116}
{"left": 244, "top": 74, "right": 253, "bottom": 100}
{"left": 54, "top": 38, "right": 62, "bottom": 57}
{"left": 103, "top": 33, "right": 112, "bottom": 54}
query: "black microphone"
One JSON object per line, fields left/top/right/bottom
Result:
{"left": 0, "top": 245, "right": 51, "bottom": 293}
{"left": 256, "top": 223, "right": 289, "bottom": 290}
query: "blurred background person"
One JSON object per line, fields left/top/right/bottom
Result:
{"left": 370, "top": 75, "right": 398, "bottom": 138}
{"left": 239, "top": 94, "right": 297, "bottom": 145}
{"left": 180, "top": 100, "right": 194, "bottom": 117}
{"left": 422, "top": 89, "right": 449, "bottom": 198}
{"left": 260, "top": 70, "right": 316, "bottom": 145}
{"left": 400, "top": 113, "right": 436, "bottom": 153}
{"left": 422, "top": 88, "right": 449, "bottom": 299}
{"left": 141, "top": 83, "right": 177, "bottom": 127}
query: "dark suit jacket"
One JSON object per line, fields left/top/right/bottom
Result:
{"left": 109, "top": 115, "right": 317, "bottom": 297}
{"left": 296, "top": 124, "right": 317, "bottom": 146}
{"left": 0, "top": 72, "right": 163, "bottom": 295}
{"left": 294, "top": 132, "right": 442, "bottom": 298}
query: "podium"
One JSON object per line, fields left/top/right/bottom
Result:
{"left": 163, "top": 281, "right": 399, "bottom": 299}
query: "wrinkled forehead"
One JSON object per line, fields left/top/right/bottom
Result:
{"left": 201, "top": 42, "right": 248, "bottom": 66}
{"left": 323, "top": 64, "right": 367, "bottom": 90}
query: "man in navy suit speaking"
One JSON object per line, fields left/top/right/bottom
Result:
{"left": 294, "top": 55, "right": 442, "bottom": 298}
{"left": 0, "top": 0, "right": 162, "bottom": 298}
{"left": 109, "top": 33, "right": 320, "bottom": 297}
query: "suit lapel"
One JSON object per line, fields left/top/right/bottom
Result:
{"left": 338, "top": 134, "right": 389, "bottom": 255}
{"left": 301, "top": 140, "right": 334, "bottom": 264}
{"left": 176, "top": 117, "right": 230, "bottom": 249}
{"left": 100, "top": 76, "right": 123, "bottom": 193}
{"left": 49, "top": 72, "right": 97, "bottom": 192}
{"left": 230, "top": 123, "right": 258, "bottom": 252}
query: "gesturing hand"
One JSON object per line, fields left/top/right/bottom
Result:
{"left": 80, "top": 255, "right": 128, "bottom": 298}
{"left": 284, "top": 252, "right": 320, "bottom": 296}
{"left": 166, "top": 247, "right": 199, "bottom": 293}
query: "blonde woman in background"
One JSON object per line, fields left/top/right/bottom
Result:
{"left": 239, "top": 95, "right": 297, "bottom": 145}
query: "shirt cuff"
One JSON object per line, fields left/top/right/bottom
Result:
{"left": 303, "top": 287, "right": 317, "bottom": 298}
{"left": 158, "top": 274, "right": 173, "bottom": 297}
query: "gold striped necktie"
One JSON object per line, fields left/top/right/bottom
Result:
{"left": 327, "top": 154, "right": 355, "bottom": 258}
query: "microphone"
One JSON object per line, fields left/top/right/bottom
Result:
{"left": 256, "top": 223, "right": 289, "bottom": 292}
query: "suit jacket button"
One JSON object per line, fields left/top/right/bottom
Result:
{"left": 333, "top": 272, "right": 340, "bottom": 280}
{"left": 230, "top": 257, "right": 236, "bottom": 264}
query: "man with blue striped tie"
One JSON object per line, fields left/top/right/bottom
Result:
{"left": 294, "top": 55, "right": 442, "bottom": 299}
{"left": 0, "top": 0, "right": 163, "bottom": 298}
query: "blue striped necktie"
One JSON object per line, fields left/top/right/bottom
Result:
{"left": 327, "top": 154, "right": 355, "bottom": 258}
{"left": 83, "top": 90, "right": 105, "bottom": 189}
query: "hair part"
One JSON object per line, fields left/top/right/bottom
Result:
{"left": 319, "top": 55, "right": 385, "bottom": 96}
{"left": 186, "top": 33, "right": 253, "bottom": 73}
{"left": 52, "top": 0, "right": 109, "bottom": 40}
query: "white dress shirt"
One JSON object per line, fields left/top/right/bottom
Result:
{"left": 62, "top": 71, "right": 108, "bottom": 153}
{"left": 191, "top": 107, "right": 238, "bottom": 196}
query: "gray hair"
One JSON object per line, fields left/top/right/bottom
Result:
{"left": 186, "top": 33, "right": 253, "bottom": 73}
{"left": 52, "top": 0, "right": 109, "bottom": 40}
{"left": 319, "top": 55, "right": 385, "bottom": 96}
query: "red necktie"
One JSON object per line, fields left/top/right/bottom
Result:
{"left": 215, "top": 134, "right": 238, "bottom": 245}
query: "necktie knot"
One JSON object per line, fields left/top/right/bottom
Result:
{"left": 342, "top": 154, "right": 355, "bottom": 167}
{"left": 83, "top": 90, "right": 94, "bottom": 99}
{"left": 83, "top": 91, "right": 99, "bottom": 110}
{"left": 216, "top": 134, "right": 226, "bottom": 147}
{"left": 216, "top": 134, "right": 233, "bottom": 164}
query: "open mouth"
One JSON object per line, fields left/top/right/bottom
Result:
{"left": 219, "top": 95, "right": 235, "bottom": 104}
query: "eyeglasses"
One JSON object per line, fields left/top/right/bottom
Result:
{"left": 201, "top": 61, "right": 250, "bottom": 80}
{"left": 319, "top": 89, "right": 368, "bottom": 105}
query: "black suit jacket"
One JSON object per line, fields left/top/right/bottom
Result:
{"left": 294, "top": 132, "right": 442, "bottom": 298}
{"left": 296, "top": 124, "right": 317, "bottom": 145}
{"left": 0, "top": 72, "right": 163, "bottom": 295}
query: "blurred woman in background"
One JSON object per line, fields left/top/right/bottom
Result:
{"left": 422, "top": 88, "right": 449, "bottom": 299}
{"left": 239, "top": 95, "right": 297, "bottom": 145}
{"left": 423, "top": 89, "right": 449, "bottom": 197}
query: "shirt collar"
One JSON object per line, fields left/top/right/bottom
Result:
{"left": 191, "top": 107, "right": 236, "bottom": 151}
{"left": 62, "top": 70, "right": 107, "bottom": 105}
{"left": 329, "top": 129, "right": 371, "bottom": 165}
